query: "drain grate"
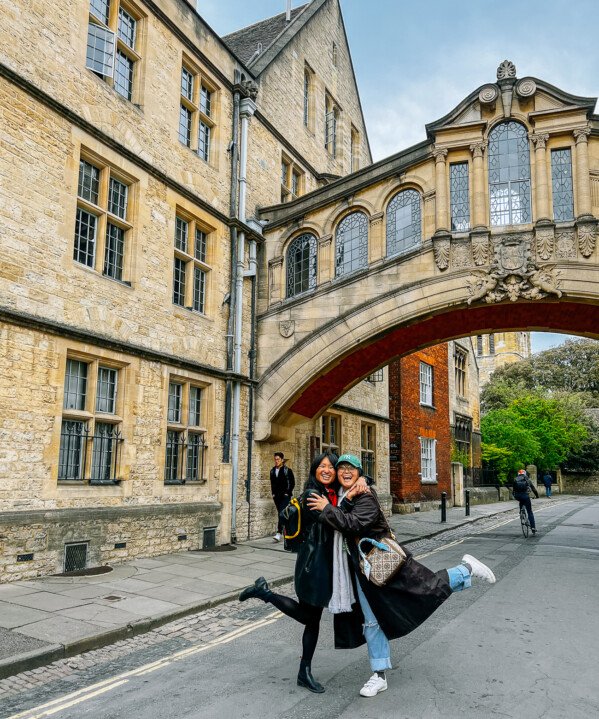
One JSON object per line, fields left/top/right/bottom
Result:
{"left": 64, "top": 542, "right": 88, "bottom": 572}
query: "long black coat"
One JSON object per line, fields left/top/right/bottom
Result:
{"left": 320, "top": 489, "right": 452, "bottom": 646}
{"left": 293, "top": 479, "right": 335, "bottom": 607}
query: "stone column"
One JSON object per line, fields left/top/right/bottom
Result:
{"left": 368, "top": 211, "right": 385, "bottom": 263}
{"left": 574, "top": 126, "right": 592, "bottom": 218}
{"left": 470, "top": 141, "right": 488, "bottom": 229}
{"left": 530, "top": 133, "right": 550, "bottom": 222}
{"left": 318, "top": 234, "right": 333, "bottom": 284}
{"left": 268, "top": 256, "right": 284, "bottom": 305}
{"left": 433, "top": 147, "right": 449, "bottom": 233}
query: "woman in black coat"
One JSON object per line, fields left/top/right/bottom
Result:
{"left": 239, "top": 451, "right": 362, "bottom": 693}
{"left": 307, "top": 454, "right": 497, "bottom": 698}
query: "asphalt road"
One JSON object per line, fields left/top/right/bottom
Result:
{"left": 3, "top": 497, "right": 599, "bottom": 719}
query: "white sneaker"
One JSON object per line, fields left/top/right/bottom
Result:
{"left": 273, "top": 533, "right": 282, "bottom": 542}
{"left": 462, "top": 554, "right": 496, "bottom": 584}
{"left": 359, "top": 673, "right": 388, "bottom": 697}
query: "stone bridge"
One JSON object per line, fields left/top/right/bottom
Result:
{"left": 253, "top": 63, "right": 599, "bottom": 441}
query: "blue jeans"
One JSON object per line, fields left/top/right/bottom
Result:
{"left": 354, "top": 565, "right": 472, "bottom": 672}
{"left": 545, "top": 486, "right": 552, "bottom": 497}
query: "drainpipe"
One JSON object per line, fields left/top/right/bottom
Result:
{"left": 230, "top": 96, "right": 257, "bottom": 544}
{"left": 223, "top": 90, "right": 241, "bottom": 463}
{"left": 245, "top": 238, "right": 258, "bottom": 538}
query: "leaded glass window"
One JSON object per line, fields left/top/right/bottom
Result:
{"left": 198, "top": 122, "right": 211, "bottom": 161}
{"left": 181, "top": 67, "right": 194, "bottom": 102}
{"left": 114, "top": 49, "right": 134, "bottom": 100}
{"left": 450, "top": 162, "right": 470, "bottom": 232}
{"left": 386, "top": 189, "right": 421, "bottom": 256}
{"left": 108, "top": 177, "right": 128, "bottom": 219}
{"left": 179, "top": 106, "right": 192, "bottom": 147}
{"left": 74, "top": 208, "right": 97, "bottom": 267}
{"left": 186, "top": 433, "right": 206, "bottom": 482}
{"left": 189, "top": 387, "right": 202, "bottom": 426}
{"left": 91, "top": 422, "right": 119, "bottom": 481}
{"left": 551, "top": 148, "right": 574, "bottom": 221}
{"left": 59, "top": 421, "right": 88, "bottom": 480}
{"left": 193, "top": 267, "right": 206, "bottom": 313}
{"left": 173, "top": 258, "right": 186, "bottom": 306}
{"left": 200, "top": 85, "right": 212, "bottom": 117}
{"left": 168, "top": 382, "right": 182, "bottom": 423}
{"left": 86, "top": 21, "right": 115, "bottom": 78}
{"left": 117, "top": 7, "right": 136, "bottom": 49}
{"left": 90, "top": 0, "right": 110, "bottom": 25}
{"left": 64, "top": 360, "right": 88, "bottom": 410}
{"left": 286, "top": 233, "right": 317, "bottom": 297}
{"left": 195, "top": 229, "right": 207, "bottom": 263}
{"left": 335, "top": 212, "right": 368, "bottom": 277}
{"left": 78, "top": 161, "right": 100, "bottom": 205}
{"left": 175, "top": 217, "right": 188, "bottom": 252}
{"left": 165, "top": 430, "right": 183, "bottom": 483}
{"left": 96, "top": 367, "right": 117, "bottom": 413}
{"left": 303, "top": 69, "right": 310, "bottom": 126}
{"left": 104, "top": 223, "right": 124, "bottom": 280}
{"left": 488, "top": 121, "right": 531, "bottom": 226}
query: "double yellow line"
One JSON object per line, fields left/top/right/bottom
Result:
{"left": 5, "top": 612, "right": 282, "bottom": 719}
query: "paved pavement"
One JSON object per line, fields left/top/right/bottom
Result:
{"left": 0, "top": 497, "right": 558, "bottom": 680}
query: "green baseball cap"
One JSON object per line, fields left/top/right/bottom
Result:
{"left": 336, "top": 454, "right": 362, "bottom": 470}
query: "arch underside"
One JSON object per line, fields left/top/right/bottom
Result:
{"left": 282, "top": 300, "right": 599, "bottom": 421}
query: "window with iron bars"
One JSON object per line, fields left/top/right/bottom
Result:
{"left": 86, "top": 0, "right": 143, "bottom": 103}
{"left": 321, "top": 413, "right": 341, "bottom": 455}
{"left": 165, "top": 380, "right": 207, "bottom": 484}
{"left": 366, "top": 369, "right": 384, "bottom": 383}
{"left": 58, "top": 357, "right": 124, "bottom": 483}
{"left": 74, "top": 154, "right": 134, "bottom": 283}
{"left": 360, "top": 423, "right": 376, "bottom": 478}
{"left": 453, "top": 414, "right": 472, "bottom": 464}
{"left": 172, "top": 212, "right": 211, "bottom": 314}
{"left": 178, "top": 59, "right": 217, "bottom": 163}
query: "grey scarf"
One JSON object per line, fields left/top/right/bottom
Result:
{"left": 327, "top": 489, "right": 355, "bottom": 614}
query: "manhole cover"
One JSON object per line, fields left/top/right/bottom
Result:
{"left": 192, "top": 544, "right": 237, "bottom": 553}
{"left": 52, "top": 565, "right": 114, "bottom": 577}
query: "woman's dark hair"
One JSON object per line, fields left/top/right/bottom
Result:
{"left": 303, "top": 451, "right": 339, "bottom": 490}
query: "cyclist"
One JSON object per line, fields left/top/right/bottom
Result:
{"left": 512, "top": 469, "right": 539, "bottom": 534}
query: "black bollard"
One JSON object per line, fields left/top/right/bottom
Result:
{"left": 441, "top": 492, "right": 447, "bottom": 522}
{"left": 465, "top": 489, "right": 470, "bottom": 516}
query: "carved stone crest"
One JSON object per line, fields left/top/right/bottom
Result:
{"left": 279, "top": 320, "right": 295, "bottom": 338}
{"left": 467, "top": 236, "right": 562, "bottom": 304}
{"left": 555, "top": 230, "right": 576, "bottom": 259}
{"left": 496, "top": 60, "right": 516, "bottom": 80}
{"left": 433, "top": 237, "right": 450, "bottom": 270}
{"left": 577, "top": 222, "right": 597, "bottom": 258}
{"left": 452, "top": 240, "right": 472, "bottom": 268}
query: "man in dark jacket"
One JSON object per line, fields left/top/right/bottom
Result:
{"left": 542, "top": 471, "right": 553, "bottom": 498}
{"left": 270, "top": 452, "right": 295, "bottom": 542}
{"left": 512, "top": 469, "right": 539, "bottom": 533}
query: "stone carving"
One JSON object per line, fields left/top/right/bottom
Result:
{"left": 497, "top": 60, "right": 516, "bottom": 80}
{"left": 469, "top": 141, "right": 488, "bottom": 159}
{"left": 516, "top": 78, "right": 537, "bottom": 98}
{"left": 535, "top": 227, "right": 554, "bottom": 260}
{"left": 467, "top": 236, "right": 562, "bottom": 303}
{"left": 471, "top": 235, "right": 489, "bottom": 266}
{"left": 555, "top": 231, "right": 576, "bottom": 259}
{"left": 241, "top": 79, "right": 259, "bottom": 100}
{"left": 452, "top": 241, "right": 472, "bottom": 268}
{"left": 433, "top": 238, "right": 450, "bottom": 270}
{"left": 433, "top": 147, "right": 448, "bottom": 163}
{"left": 577, "top": 223, "right": 597, "bottom": 258}
{"left": 479, "top": 85, "right": 498, "bottom": 104}
{"left": 279, "top": 320, "right": 295, "bottom": 338}
{"left": 574, "top": 126, "right": 591, "bottom": 145}
{"left": 530, "top": 133, "right": 549, "bottom": 150}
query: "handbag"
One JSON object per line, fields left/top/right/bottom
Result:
{"left": 358, "top": 535, "right": 407, "bottom": 587}
{"left": 357, "top": 490, "right": 407, "bottom": 586}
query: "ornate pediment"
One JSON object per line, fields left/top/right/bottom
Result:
{"left": 426, "top": 61, "right": 596, "bottom": 139}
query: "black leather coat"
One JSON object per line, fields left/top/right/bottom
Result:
{"left": 293, "top": 479, "right": 335, "bottom": 608}
{"left": 320, "top": 489, "right": 452, "bottom": 645}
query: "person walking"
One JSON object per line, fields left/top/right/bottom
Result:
{"left": 512, "top": 468, "right": 540, "bottom": 533}
{"left": 307, "top": 454, "right": 497, "bottom": 698}
{"left": 270, "top": 451, "right": 295, "bottom": 542}
{"left": 542, "top": 471, "right": 553, "bottom": 498}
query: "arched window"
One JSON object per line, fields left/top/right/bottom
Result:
{"left": 286, "top": 233, "right": 317, "bottom": 298}
{"left": 335, "top": 212, "right": 368, "bottom": 277}
{"left": 386, "top": 189, "right": 421, "bottom": 257}
{"left": 488, "top": 121, "right": 531, "bottom": 226}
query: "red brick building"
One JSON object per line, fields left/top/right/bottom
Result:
{"left": 389, "top": 344, "right": 452, "bottom": 504}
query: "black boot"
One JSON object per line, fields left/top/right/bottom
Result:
{"left": 297, "top": 659, "right": 325, "bottom": 693}
{"left": 239, "top": 576, "right": 271, "bottom": 602}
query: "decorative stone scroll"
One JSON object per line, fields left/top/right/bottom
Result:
{"left": 577, "top": 222, "right": 597, "bottom": 258}
{"left": 535, "top": 225, "right": 555, "bottom": 261}
{"left": 516, "top": 77, "right": 537, "bottom": 98}
{"left": 467, "top": 236, "right": 562, "bottom": 304}
{"left": 433, "top": 236, "right": 450, "bottom": 270}
{"left": 471, "top": 233, "right": 490, "bottom": 266}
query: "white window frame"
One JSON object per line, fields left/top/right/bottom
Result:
{"left": 419, "top": 437, "right": 437, "bottom": 484}
{"left": 419, "top": 361, "right": 433, "bottom": 406}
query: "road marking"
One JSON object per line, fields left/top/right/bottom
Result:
{"left": 5, "top": 612, "right": 282, "bottom": 719}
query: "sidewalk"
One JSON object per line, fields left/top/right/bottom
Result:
{"left": 0, "top": 498, "right": 554, "bottom": 679}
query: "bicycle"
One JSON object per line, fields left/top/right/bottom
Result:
{"left": 520, "top": 504, "right": 530, "bottom": 538}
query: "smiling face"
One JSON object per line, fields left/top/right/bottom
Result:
{"left": 315, "top": 457, "right": 336, "bottom": 486}
{"left": 337, "top": 462, "right": 360, "bottom": 490}
{"left": 274, "top": 455, "right": 283, "bottom": 468}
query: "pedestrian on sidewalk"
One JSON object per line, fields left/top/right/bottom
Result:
{"left": 542, "top": 471, "right": 553, "bottom": 498}
{"left": 512, "top": 468, "right": 539, "bottom": 533}
{"left": 270, "top": 451, "right": 295, "bottom": 542}
{"left": 306, "top": 453, "right": 497, "bottom": 698}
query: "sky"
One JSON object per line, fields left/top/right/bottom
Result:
{"left": 198, "top": 0, "right": 598, "bottom": 353}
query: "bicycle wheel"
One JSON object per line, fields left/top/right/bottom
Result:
{"left": 520, "top": 506, "right": 529, "bottom": 538}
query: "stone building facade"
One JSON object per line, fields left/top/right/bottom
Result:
{"left": 475, "top": 331, "right": 532, "bottom": 385}
{"left": 0, "top": 0, "right": 385, "bottom": 580}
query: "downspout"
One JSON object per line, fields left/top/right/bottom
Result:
{"left": 223, "top": 89, "right": 241, "bottom": 463}
{"left": 230, "top": 95, "right": 257, "bottom": 544}
{"left": 245, "top": 238, "right": 258, "bottom": 538}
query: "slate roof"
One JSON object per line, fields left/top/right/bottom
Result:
{"left": 222, "top": 5, "right": 308, "bottom": 67}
